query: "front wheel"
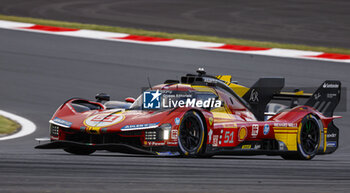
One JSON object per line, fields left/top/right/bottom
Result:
{"left": 281, "top": 114, "right": 321, "bottom": 160}
{"left": 178, "top": 111, "right": 206, "bottom": 157}
{"left": 64, "top": 147, "right": 96, "bottom": 155}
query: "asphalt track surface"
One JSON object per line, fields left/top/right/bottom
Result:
{"left": 0, "top": 28, "right": 350, "bottom": 193}
{"left": 0, "top": 0, "right": 350, "bottom": 48}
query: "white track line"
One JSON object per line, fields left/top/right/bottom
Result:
{"left": 0, "top": 110, "right": 36, "bottom": 141}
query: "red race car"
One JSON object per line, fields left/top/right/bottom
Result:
{"left": 36, "top": 69, "right": 341, "bottom": 160}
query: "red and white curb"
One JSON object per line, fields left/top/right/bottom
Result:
{"left": 1, "top": 20, "right": 350, "bottom": 63}
{"left": 0, "top": 110, "right": 36, "bottom": 141}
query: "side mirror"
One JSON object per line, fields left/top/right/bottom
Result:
{"left": 95, "top": 93, "right": 110, "bottom": 103}
{"left": 125, "top": 97, "right": 135, "bottom": 103}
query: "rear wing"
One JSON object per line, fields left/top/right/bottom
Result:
{"left": 271, "top": 80, "right": 341, "bottom": 117}
{"left": 216, "top": 75, "right": 341, "bottom": 119}
{"left": 304, "top": 81, "right": 341, "bottom": 117}
{"left": 273, "top": 80, "right": 341, "bottom": 117}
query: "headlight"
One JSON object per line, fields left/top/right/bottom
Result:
{"left": 144, "top": 124, "right": 172, "bottom": 141}
{"left": 145, "top": 130, "right": 157, "bottom": 141}
{"left": 50, "top": 124, "right": 60, "bottom": 137}
{"left": 160, "top": 123, "right": 172, "bottom": 140}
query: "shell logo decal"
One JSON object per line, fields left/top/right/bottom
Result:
{"left": 238, "top": 126, "right": 247, "bottom": 141}
{"left": 84, "top": 113, "right": 125, "bottom": 127}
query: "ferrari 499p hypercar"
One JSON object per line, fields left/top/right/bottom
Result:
{"left": 36, "top": 69, "right": 341, "bottom": 160}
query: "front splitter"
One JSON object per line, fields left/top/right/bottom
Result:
{"left": 35, "top": 140, "right": 157, "bottom": 155}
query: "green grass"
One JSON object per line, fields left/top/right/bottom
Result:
{"left": 0, "top": 115, "right": 20, "bottom": 135}
{"left": 1, "top": 14, "right": 350, "bottom": 55}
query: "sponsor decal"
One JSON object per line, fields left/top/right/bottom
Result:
{"left": 208, "top": 129, "right": 213, "bottom": 143}
{"left": 156, "top": 151, "right": 180, "bottom": 156}
{"left": 263, "top": 124, "right": 270, "bottom": 135}
{"left": 252, "top": 124, "right": 259, "bottom": 137}
{"left": 221, "top": 123, "right": 237, "bottom": 128}
{"left": 249, "top": 89, "right": 259, "bottom": 103}
{"left": 84, "top": 114, "right": 124, "bottom": 127}
{"left": 213, "top": 135, "right": 218, "bottom": 147}
{"left": 241, "top": 145, "right": 251, "bottom": 149}
{"left": 238, "top": 126, "right": 247, "bottom": 141}
{"left": 273, "top": 123, "right": 297, "bottom": 127}
{"left": 279, "top": 141, "right": 285, "bottom": 150}
{"left": 171, "top": 130, "right": 178, "bottom": 140}
{"left": 86, "top": 126, "right": 101, "bottom": 134}
{"left": 327, "top": 93, "right": 337, "bottom": 99}
{"left": 121, "top": 122, "right": 159, "bottom": 131}
{"left": 254, "top": 144, "right": 261, "bottom": 150}
{"left": 314, "top": 93, "right": 321, "bottom": 100}
{"left": 147, "top": 141, "right": 165, "bottom": 146}
{"left": 52, "top": 117, "right": 72, "bottom": 127}
{"left": 323, "top": 83, "right": 339, "bottom": 88}
{"left": 326, "top": 141, "right": 337, "bottom": 147}
{"left": 174, "top": 117, "right": 180, "bottom": 125}
{"left": 143, "top": 90, "right": 162, "bottom": 109}
{"left": 209, "top": 117, "right": 213, "bottom": 126}
{"left": 167, "top": 141, "right": 178, "bottom": 145}
{"left": 327, "top": 133, "right": 337, "bottom": 138}
{"left": 203, "top": 77, "right": 218, "bottom": 84}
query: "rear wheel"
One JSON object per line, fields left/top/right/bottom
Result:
{"left": 281, "top": 114, "right": 321, "bottom": 160}
{"left": 64, "top": 147, "right": 96, "bottom": 155}
{"left": 178, "top": 111, "right": 206, "bottom": 157}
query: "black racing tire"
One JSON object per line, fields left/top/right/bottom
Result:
{"left": 64, "top": 147, "right": 96, "bottom": 155}
{"left": 178, "top": 111, "right": 206, "bottom": 157}
{"left": 281, "top": 114, "right": 321, "bottom": 160}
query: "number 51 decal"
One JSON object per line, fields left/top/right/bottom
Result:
{"left": 224, "top": 131, "right": 234, "bottom": 144}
